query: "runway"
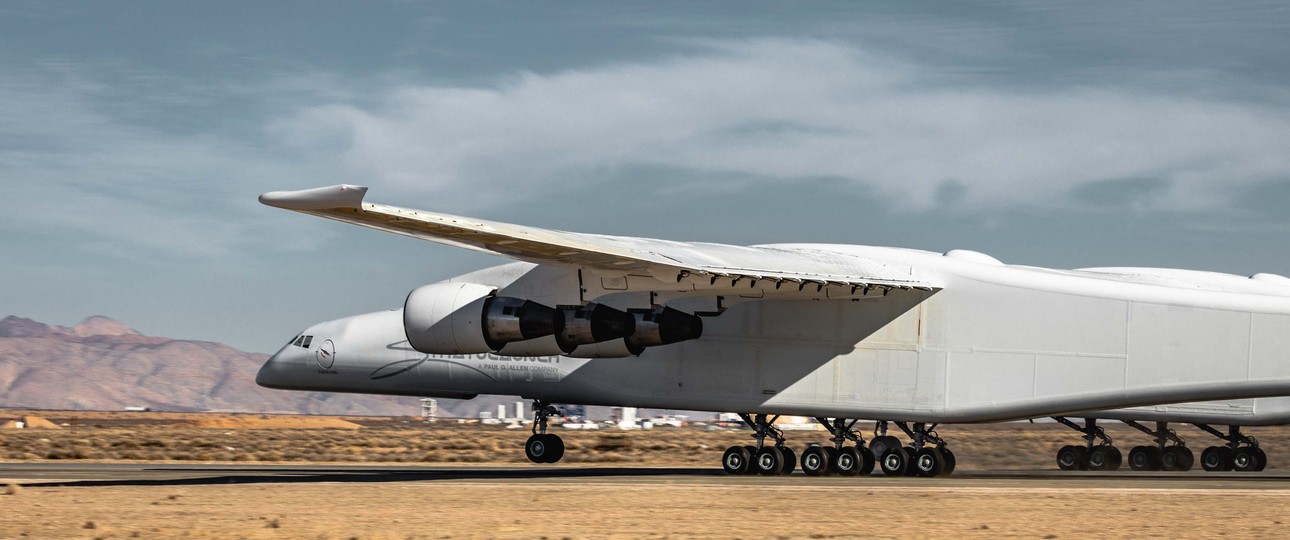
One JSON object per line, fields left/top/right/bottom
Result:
{"left": 5, "top": 461, "right": 1290, "bottom": 490}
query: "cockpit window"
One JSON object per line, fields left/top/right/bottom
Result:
{"left": 293, "top": 335, "right": 305, "bottom": 346}
{"left": 301, "top": 335, "right": 313, "bottom": 348}
{"left": 291, "top": 335, "right": 314, "bottom": 348}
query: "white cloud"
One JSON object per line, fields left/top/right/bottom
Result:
{"left": 272, "top": 39, "right": 1290, "bottom": 212}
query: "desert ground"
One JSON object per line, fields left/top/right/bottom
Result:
{"left": 4, "top": 410, "right": 1290, "bottom": 538}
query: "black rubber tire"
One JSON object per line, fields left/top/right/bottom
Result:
{"left": 939, "top": 447, "right": 956, "bottom": 476}
{"left": 722, "top": 445, "right": 752, "bottom": 475}
{"left": 1106, "top": 446, "right": 1123, "bottom": 471}
{"left": 1174, "top": 446, "right": 1194, "bottom": 471}
{"left": 1057, "top": 445, "right": 1082, "bottom": 471}
{"left": 1128, "top": 446, "right": 1161, "bottom": 471}
{"left": 833, "top": 446, "right": 862, "bottom": 476}
{"left": 858, "top": 446, "right": 877, "bottom": 476}
{"left": 1200, "top": 446, "right": 1225, "bottom": 471}
{"left": 914, "top": 447, "right": 945, "bottom": 477}
{"left": 779, "top": 446, "right": 797, "bottom": 475}
{"left": 869, "top": 436, "right": 900, "bottom": 460}
{"left": 542, "top": 434, "right": 565, "bottom": 463}
{"left": 754, "top": 446, "right": 784, "bottom": 475}
{"left": 524, "top": 434, "right": 545, "bottom": 464}
{"left": 1252, "top": 447, "right": 1267, "bottom": 472}
{"left": 800, "top": 446, "right": 829, "bottom": 476}
{"left": 903, "top": 447, "right": 920, "bottom": 476}
{"left": 1160, "top": 445, "right": 1183, "bottom": 471}
{"left": 1088, "top": 446, "right": 1115, "bottom": 471}
{"left": 879, "top": 447, "right": 909, "bottom": 476}
{"left": 1233, "top": 447, "right": 1260, "bottom": 472}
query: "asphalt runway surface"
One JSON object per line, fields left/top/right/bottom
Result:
{"left": 5, "top": 462, "right": 1290, "bottom": 490}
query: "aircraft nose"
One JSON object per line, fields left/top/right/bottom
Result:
{"left": 256, "top": 347, "right": 294, "bottom": 389}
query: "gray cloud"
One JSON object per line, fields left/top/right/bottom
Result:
{"left": 270, "top": 39, "right": 1290, "bottom": 213}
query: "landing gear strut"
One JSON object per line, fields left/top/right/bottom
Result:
{"left": 1194, "top": 424, "right": 1266, "bottom": 472}
{"left": 1053, "top": 417, "right": 1121, "bottom": 471}
{"left": 884, "top": 422, "right": 955, "bottom": 477}
{"left": 799, "top": 417, "right": 875, "bottom": 477}
{"left": 524, "top": 400, "right": 565, "bottom": 464}
{"left": 1122, "top": 421, "right": 1192, "bottom": 471}
{"left": 721, "top": 413, "right": 795, "bottom": 476}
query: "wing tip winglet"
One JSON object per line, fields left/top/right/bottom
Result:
{"left": 259, "top": 184, "right": 370, "bottom": 211}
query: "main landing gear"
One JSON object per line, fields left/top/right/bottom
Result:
{"left": 720, "top": 416, "right": 956, "bottom": 477}
{"left": 879, "top": 421, "right": 956, "bottom": 477}
{"left": 721, "top": 413, "right": 796, "bottom": 475}
{"left": 1121, "top": 421, "right": 1192, "bottom": 471}
{"left": 1053, "top": 417, "right": 1122, "bottom": 471}
{"left": 1051, "top": 418, "right": 1272, "bottom": 472}
{"left": 524, "top": 400, "right": 565, "bottom": 464}
{"left": 799, "top": 417, "right": 874, "bottom": 476}
{"left": 1193, "top": 424, "right": 1266, "bottom": 472}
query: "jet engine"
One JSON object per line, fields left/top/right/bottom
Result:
{"left": 403, "top": 282, "right": 560, "bottom": 354}
{"left": 624, "top": 307, "right": 704, "bottom": 355}
{"left": 570, "top": 307, "right": 705, "bottom": 357}
{"left": 553, "top": 303, "right": 635, "bottom": 353}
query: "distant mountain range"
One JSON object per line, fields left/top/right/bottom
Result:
{"left": 0, "top": 315, "right": 514, "bottom": 417}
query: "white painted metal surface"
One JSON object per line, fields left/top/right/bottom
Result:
{"left": 256, "top": 185, "right": 1290, "bottom": 425}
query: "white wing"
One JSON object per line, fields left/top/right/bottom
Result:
{"left": 260, "top": 185, "right": 937, "bottom": 292}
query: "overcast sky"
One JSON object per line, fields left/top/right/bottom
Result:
{"left": 4, "top": 1, "right": 1290, "bottom": 353}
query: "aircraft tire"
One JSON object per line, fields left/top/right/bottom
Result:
{"left": 722, "top": 445, "right": 752, "bottom": 475}
{"left": 1107, "top": 446, "right": 1123, "bottom": 470}
{"left": 1200, "top": 446, "right": 1232, "bottom": 471}
{"left": 1128, "top": 446, "right": 1161, "bottom": 471}
{"left": 524, "top": 434, "right": 554, "bottom": 464}
{"left": 1057, "top": 445, "right": 1083, "bottom": 470}
{"left": 913, "top": 448, "right": 945, "bottom": 477}
{"left": 1233, "top": 447, "right": 1260, "bottom": 472}
{"left": 869, "top": 436, "right": 900, "bottom": 459}
{"left": 1175, "top": 446, "right": 1194, "bottom": 471}
{"left": 858, "top": 446, "right": 877, "bottom": 476}
{"left": 832, "top": 446, "right": 862, "bottom": 476}
{"left": 938, "top": 447, "right": 956, "bottom": 476}
{"left": 779, "top": 446, "right": 797, "bottom": 475}
{"left": 903, "top": 447, "right": 920, "bottom": 476}
{"left": 1160, "top": 445, "right": 1184, "bottom": 471}
{"left": 879, "top": 447, "right": 909, "bottom": 476}
{"left": 754, "top": 446, "right": 785, "bottom": 475}
{"left": 1252, "top": 447, "right": 1267, "bottom": 471}
{"left": 542, "top": 434, "right": 565, "bottom": 463}
{"left": 800, "top": 446, "right": 829, "bottom": 476}
{"left": 1087, "top": 446, "right": 1116, "bottom": 471}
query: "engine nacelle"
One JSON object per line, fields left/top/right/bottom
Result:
{"left": 624, "top": 307, "right": 704, "bottom": 355}
{"left": 570, "top": 307, "right": 705, "bottom": 357}
{"left": 403, "top": 282, "right": 560, "bottom": 354}
{"left": 554, "top": 303, "right": 635, "bottom": 353}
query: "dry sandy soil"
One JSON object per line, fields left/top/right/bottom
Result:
{"left": 4, "top": 410, "right": 1290, "bottom": 538}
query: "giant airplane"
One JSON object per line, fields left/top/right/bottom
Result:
{"left": 256, "top": 185, "right": 1290, "bottom": 478}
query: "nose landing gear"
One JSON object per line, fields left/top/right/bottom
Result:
{"left": 524, "top": 400, "right": 565, "bottom": 464}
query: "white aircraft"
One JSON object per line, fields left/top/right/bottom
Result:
{"left": 256, "top": 185, "right": 1290, "bottom": 477}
